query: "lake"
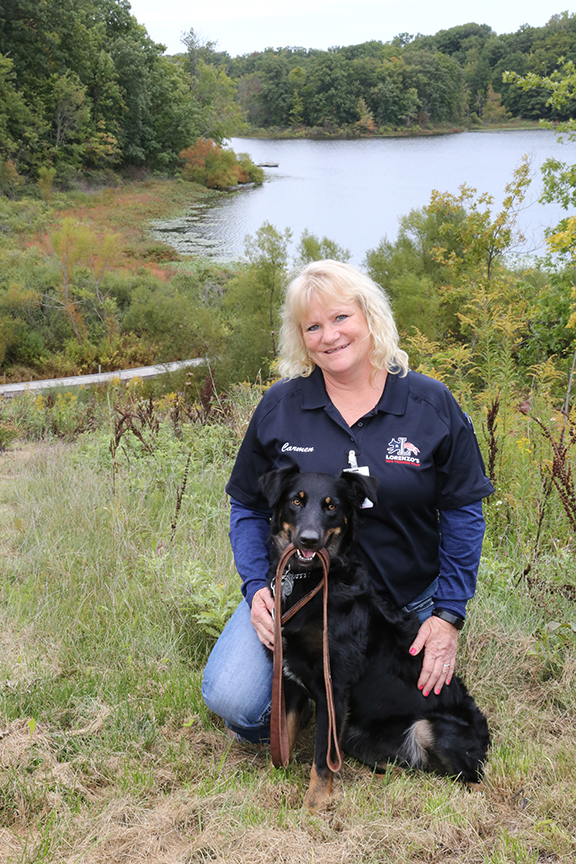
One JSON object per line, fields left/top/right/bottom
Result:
{"left": 152, "top": 130, "right": 575, "bottom": 266}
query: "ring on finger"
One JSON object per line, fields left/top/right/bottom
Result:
{"left": 443, "top": 663, "right": 451, "bottom": 667}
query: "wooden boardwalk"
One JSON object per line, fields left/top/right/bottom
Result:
{"left": 0, "top": 358, "right": 207, "bottom": 398}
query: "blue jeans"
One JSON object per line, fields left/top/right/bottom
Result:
{"left": 201, "top": 578, "right": 438, "bottom": 743}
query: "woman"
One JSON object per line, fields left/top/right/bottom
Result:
{"left": 202, "top": 260, "right": 493, "bottom": 742}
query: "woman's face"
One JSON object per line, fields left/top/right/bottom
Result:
{"left": 301, "top": 298, "right": 373, "bottom": 381}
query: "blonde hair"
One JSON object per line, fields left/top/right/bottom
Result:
{"left": 278, "top": 260, "right": 409, "bottom": 379}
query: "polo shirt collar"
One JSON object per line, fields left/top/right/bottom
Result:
{"left": 300, "top": 366, "right": 409, "bottom": 416}
{"left": 379, "top": 369, "right": 409, "bottom": 416}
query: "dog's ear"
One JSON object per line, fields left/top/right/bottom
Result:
{"left": 259, "top": 464, "right": 301, "bottom": 508}
{"left": 338, "top": 471, "right": 378, "bottom": 509}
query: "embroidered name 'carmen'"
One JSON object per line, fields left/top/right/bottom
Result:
{"left": 281, "top": 443, "right": 315, "bottom": 453}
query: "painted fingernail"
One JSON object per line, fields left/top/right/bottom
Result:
{"left": 409, "top": 648, "right": 416, "bottom": 655}
{"left": 423, "top": 690, "right": 429, "bottom": 697}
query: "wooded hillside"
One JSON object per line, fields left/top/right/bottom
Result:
{"left": 0, "top": 0, "right": 242, "bottom": 180}
{"left": 226, "top": 13, "right": 576, "bottom": 132}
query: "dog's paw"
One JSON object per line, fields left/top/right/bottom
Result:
{"left": 304, "top": 765, "right": 334, "bottom": 812}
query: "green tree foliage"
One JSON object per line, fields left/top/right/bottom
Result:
{"left": 0, "top": 55, "right": 41, "bottom": 165}
{"left": 230, "top": 14, "right": 576, "bottom": 132}
{"left": 222, "top": 223, "right": 291, "bottom": 383}
{"left": 480, "top": 85, "right": 511, "bottom": 124}
{"left": 296, "top": 230, "right": 351, "bottom": 265}
{"left": 234, "top": 44, "right": 465, "bottom": 130}
{"left": 121, "top": 278, "right": 223, "bottom": 362}
{"left": 363, "top": 159, "right": 575, "bottom": 404}
{"left": 0, "top": 0, "right": 243, "bottom": 177}
{"left": 365, "top": 205, "right": 464, "bottom": 341}
{"left": 422, "top": 161, "right": 538, "bottom": 395}
{"left": 507, "top": 58, "right": 576, "bottom": 276}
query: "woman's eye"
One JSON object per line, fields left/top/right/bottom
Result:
{"left": 306, "top": 324, "right": 319, "bottom": 332}
{"left": 335, "top": 314, "right": 348, "bottom": 322}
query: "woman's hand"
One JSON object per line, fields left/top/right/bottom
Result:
{"left": 250, "top": 586, "right": 275, "bottom": 650}
{"left": 408, "top": 616, "right": 459, "bottom": 696}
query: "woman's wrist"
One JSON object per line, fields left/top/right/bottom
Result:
{"left": 431, "top": 608, "right": 465, "bottom": 630}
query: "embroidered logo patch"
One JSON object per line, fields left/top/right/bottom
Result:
{"left": 386, "top": 437, "right": 421, "bottom": 466}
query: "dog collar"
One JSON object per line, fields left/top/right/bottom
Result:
{"left": 271, "top": 568, "right": 314, "bottom": 601}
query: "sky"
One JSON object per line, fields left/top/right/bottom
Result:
{"left": 126, "top": 0, "right": 572, "bottom": 57}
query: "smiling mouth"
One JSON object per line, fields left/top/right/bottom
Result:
{"left": 325, "top": 342, "right": 350, "bottom": 354}
{"left": 296, "top": 549, "right": 317, "bottom": 561}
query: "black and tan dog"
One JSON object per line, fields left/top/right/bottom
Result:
{"left": 260, "top": 465, "right": 490, "bottom": 811}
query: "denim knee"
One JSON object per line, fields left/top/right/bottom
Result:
{"left": 201, "top": 599, "right": 273, "bottom": 734}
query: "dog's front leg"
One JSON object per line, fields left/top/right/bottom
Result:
{"left": 304, "top": 695, "right": 334, "bottom": 811}
{"left": 283, "top": 679, "right": 309, "bottom": 761}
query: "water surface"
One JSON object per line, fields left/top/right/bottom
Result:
{"left": 152, "top": 130, "right": 574, "bottom": 265}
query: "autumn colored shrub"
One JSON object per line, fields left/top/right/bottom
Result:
{"left": 179, "top": 139, "right": 263, "bottom": 190}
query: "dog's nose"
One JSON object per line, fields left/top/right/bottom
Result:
{"left": 298, "top": 530, "right": 320, "bottom": 549}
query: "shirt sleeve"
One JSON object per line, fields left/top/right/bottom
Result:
{"left": 434, "top": 400, "right": 494, "bottom": 510}
{"left": 226, "top": 397, "right": 276, "bottom": 510}
{"left": 434, "top": 499, "right": 485, "bottom": 619}
{"left": 229, "top": 497, "right": 272, "bottom": 607}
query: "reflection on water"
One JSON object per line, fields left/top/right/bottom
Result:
{"left": 152, "top": 131, "right": 574, "bottom": 265}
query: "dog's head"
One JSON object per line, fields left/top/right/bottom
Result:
{"left": 260, "top": 465, "right": 378, "bottom": 567}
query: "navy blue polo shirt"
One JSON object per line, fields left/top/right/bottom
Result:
{"left": 226, "top": 367, "right": 494, "bottom": 608}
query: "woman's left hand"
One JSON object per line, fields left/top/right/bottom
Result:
{"left": 408, "top": 616, "right": 459, "bottom": 696}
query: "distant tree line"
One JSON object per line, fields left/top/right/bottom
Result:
{"left": 224, "top": 12, "right": 576, "bottom": 131}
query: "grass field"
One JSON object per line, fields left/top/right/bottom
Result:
{"left": 0, "top": 389, "right": 575, "bottom": 863}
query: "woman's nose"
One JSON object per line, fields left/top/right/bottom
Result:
{"left": 323, "top": 324, "right": 340, "bottom": 342}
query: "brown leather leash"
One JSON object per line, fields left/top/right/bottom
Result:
{"left": 270, "top": 543, "right": 343, "bottom": 773}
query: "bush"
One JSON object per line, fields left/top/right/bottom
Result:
{"left": 179, "top": 139, "right": 263, "bottom": 190}
{"left": 0, "top": 158, "right": 24, "bottom": 198}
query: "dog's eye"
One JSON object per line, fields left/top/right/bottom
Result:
{"left": 327, "top": 502, "right": 336, "bottom": 511}
{"left": 292, "top": 498, "right": 301, "bottom": 506}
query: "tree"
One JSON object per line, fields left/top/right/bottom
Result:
{"left": 0, "top": 54, "right": 39, "bottom": 163}
{"left": 0, "top": 0, "right": 227, "bottom": 173}
{"left": 192, "top": 60, "right": 245, "bottom": 142}
{"left": 355, "top": 97, "right": 375, "bottom": 132}
{"left": 365, "top": 205, "right": 463, "bottom": 340}
{"left": 222, "top": 223, "right": 291, "bottom": 382}
{"left": 481, "top": 85, "right": 511, "bottom": 124}
{"left": 296, "top": 230, "right": 351, "bottom": 265}
{"left": 181, "top": 27, "right": 219, "bottom": 79}
{"left": 425, "top": 160, "right": 533, "bottom": 395}
{"left": 507, "top": 60, "right": 576, "bottom": 269}
{"left": 306, "top": 52, "right": 358, "bottom": 127}
{"left": 42, "top": 218, "right": 124, "bottom": 345}
{"left": 288, "top": 66, "right": 307, "bottom": 125}
{"left": 503, "top": 59, "right": 576, "bottom": 130}
{"left": 253, "top": 53, "right": 293, "bottom": 127}
{"left": 48, "top": 72, "right": 91, "bottom": 167}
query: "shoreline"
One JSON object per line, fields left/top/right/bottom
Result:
{"left": 232, "top": 120, "right": 545, "bottom": 142}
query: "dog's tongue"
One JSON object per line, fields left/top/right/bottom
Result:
{"left": 299, "top": 549, "right": 316, "bottom": 559}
